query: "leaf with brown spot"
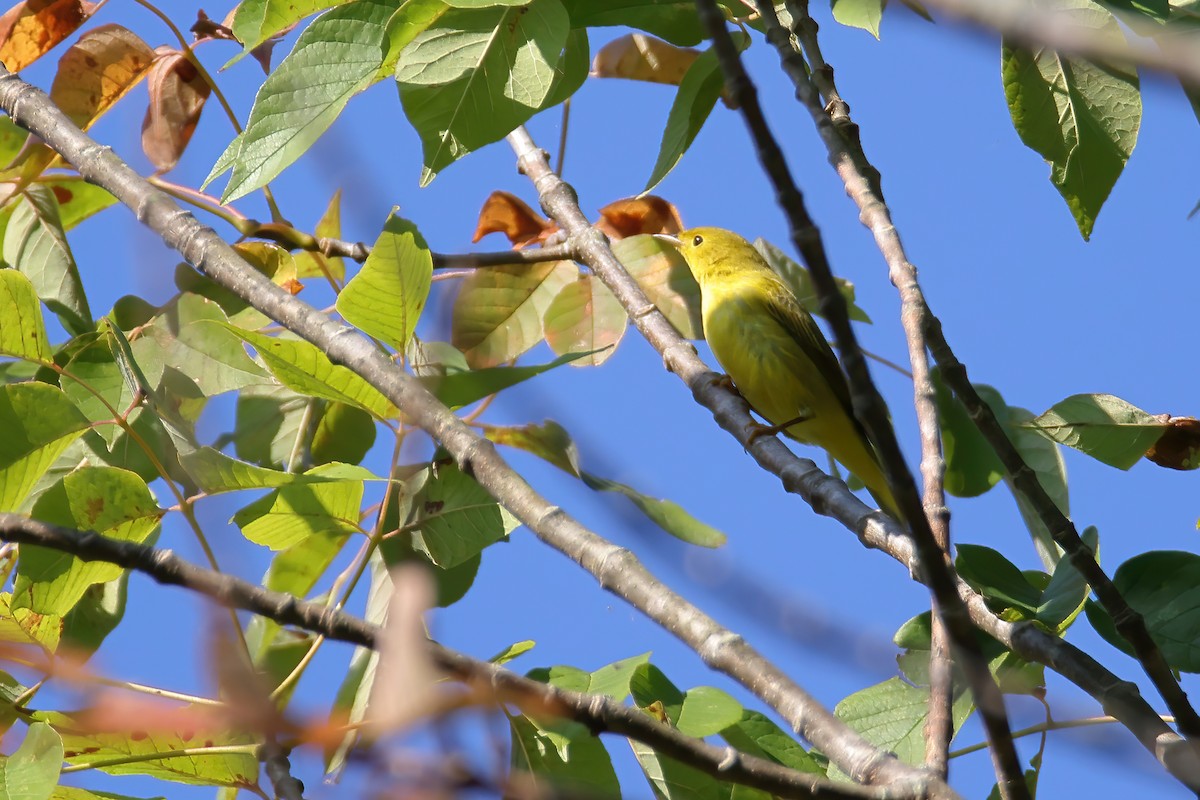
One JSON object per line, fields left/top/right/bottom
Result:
{"left": 50, "top": 23, "right": 156, "bottom": 130}
{"left": 142, "top": 48, "right": 211, "bottom": 172}
{"left": 590, "top": 32, "right": 699, "bottom": 86}
{"left": 543, "top": 274, "right": 627, "bottom": 367}
{"left": 472, "top": 190, "right": 556, "bottom": 248}
{"left": 0, "top": 0, "right": 97, "bottom": 72}
{"left": 596, "top": 195, "right": 683, "bottom": 240}
{"left": 1146, "top": 417, "right": 1200, "bottom": 471}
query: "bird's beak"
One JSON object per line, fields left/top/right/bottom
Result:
{"left": 653, "top": 233, "right": 681, "bottom": 248}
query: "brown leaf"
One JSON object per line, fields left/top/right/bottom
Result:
{"left": 1146, "top": 416, "right": 1200, "bottom": 471}
{"left": 472, "top": 190, "right": 557, "bottom": 248}
{"left": 190, "top": 9, "right": 237, "bottom": 43}
{"left": 591, "top": 32, "right": 699, "bottom": 86}
{"left": 51, "top": 23, "right": 156, "bottom": 130}
{"left": 142, "top": 48, "right": 211, "bottom": 173}
{"left": 596, "top": 195, "right": 684, "bottom": 240}
{"left": 0, "top": 0, "right": 96, "bottom": 72}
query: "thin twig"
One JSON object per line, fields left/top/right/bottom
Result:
{"left": 695, "top": 2, "right": 1026, "bottom": 796}
{"left": 0, "top": 514, "right": 920, "bottom": 800}
{"left": 774, "top": 0, "right": 957, "bottom": 777}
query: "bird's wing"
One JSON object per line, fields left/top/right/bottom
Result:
{"left": 763, "top": 289, "right": 856, "bottom": 420}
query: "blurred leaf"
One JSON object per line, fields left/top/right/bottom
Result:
{"left": 311, "top": 401, "right": 375, "bottom": 466}
{"left": 832, "top": 0, "right": 884, "bottom": 37}
{"left": 337, "top": 214, "right": 431, "bottom": 350}
{"left": 294, "top": 189, "right": 346, "bottom": 281}
{"left": 645, "top": 35, "right": 747, "bottom": 193}
{"left": 615, "top": 234, "right": 702, "bottom": 339}
{"left": 14, "top": 467, "right": 160, "bottom": 616}
{"left": 544, "top": 275, "right": 627, "bottom": 366}
{"left": 591, "top": 32, "right": 699, "bottom": 85}
{"left": 0, "top": 0, "right": 97, "bottom": 71}
{"left": 1086, "top": 550, "right": 1200, "bottom": 672}
{"left": 0, "top": 722, "right": 63, "bottom": 800}
{"left": 1002, "top": 0, "right": 1140, "bottom": 239}
{"left": 407, "top": 463, "right": 519, "bottom": 568}
{"left": 59, "top": 574, "right": 128, "bottom": 659}
{"left": 424, "top": 350, "right": 598, "bottom": 409}
{"left": 482, "top": 420, "right": 581, "bottom": 476}
{"left": 395, "top": 0, "right": 569, "bottom": 185}
{"left": 451, "top": 260, "right": 576, "bottom": 367}
{"left": 489, "top": 640, "right": 535, "bottom": 665}
{"left": 223, "top": 326, "right": 398, "bottom": 418}
{"left": 0, "top": 382, "right": 89, "bottom": 512}
{"left": 0, "top": 270, "right": 52, "bottom": 362}
{"left": 582, "top": 472, "right": 727, "bottom": 548}
{"left": 754, "top": 238, "right": 871, "bottom": 323}
{"left": 4, "top": 184, "right": 93, "bottom": 335}
{"left": 1027, "top": 393, "right": 1165, "bottom": 470}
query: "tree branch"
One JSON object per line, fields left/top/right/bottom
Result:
{"left": 694, "top": 3, "right": 1027, "bottom": 796}
{"left": 0, "top": 67, "right": 944, "bottom": 797}
{"left": 0, "top": 514, "right": 916, "bottom": 800}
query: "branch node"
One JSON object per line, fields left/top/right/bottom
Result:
{"left": 716, "top": 746, "right": 740, "bottom": 772}
{"left": 661, "top": 342, "right": 699, "bottom": 375}
{"left": 698, "top": 630, "right": 743, "bottom": 664}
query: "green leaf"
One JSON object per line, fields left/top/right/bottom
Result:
{"left": 406, "top": 463, "right": 519, "bottom": 567}
{"left": 543, "top": 275, "right": 628, "bottom": 366}
{"left": 489, "top": 640, "right": 535, "bottom": 664}
{"left": 336, "top": 214, "right": 432, "bottom": 350}
{"left": 179, "top": 446, "right": 374, "bottom": 494}
{"left": 614, "top": 234, "right": 703, "bottom": 340}
{"left": 0, "top": 117, "right": 29, "bottom": 168}
{"left": 1085, "top": 550, "right": 1200, "bottom": 672}
{"left": 541, "top": 27, "right": 590, "bottom": 109}
{"left": 1027, "top": 393, "right": 1165, "bottom": 470}
{"left": 529, "top": 653, "right": 651, "bottom": 700}
{"left": 754, "top": 239, "right": 872, "bottom": 323}
{"left": 720, "top": 710, "right": 822, "bottom": 775}
{"left": 1102, "top": 0, "right": 1169, "bottom": 21}
{"left": 311, "top": 401, "right": 376, "bottom": 466}
{"left": 223, "top": 326, "right": 398, "bottom": 418}
{"left": 833, "top": 677, "right": 973, "bottom": 767}
{"left": 582, "top": 472, "right": 727, "bottom": 548}
{"left": 832, "top": 0, "right": 884, "bottom": 37}
{"left": 934, "top": 372, "right": 1004, "bottom": 497}
{"left": 0, "top": 722, "right": 63, "bottom": 800}
{"left": 509, "top": 714, "right": 620, "bottom": 799}
{"left": 1007, "top": 404, "right": 1070, "bottom": 571}
{"left": 0, "top": 270, "right": 52, "bottom": 362}
{"left": 46, "top": 712, "right": 257, "bottom": 786}
{"left": 294, "top": 190, "right": 347, "bottom": 282}
{"left": 1036, "top": 526, "right": 1098, "bottom": 633}
{"left": 233, "top": 384, "right": 312, "bottom": 468}
{"left": 629, "top": 738, "right": 748, "bottom": 800}
{"left": 425, "top": 350, "right": 598, "bottom": 408}
{"left": 630, "top": 664, "right": 742, "bottom": 736}
{"left": 1001, "top": 0, "right": 1141, "bottom": 239}
{"left": 395, "top": 0, "right": 570, "bottom": 185}
{"left": 451, "top": 260, "right": 577, "bottom": 367}
{"left": 482, "top": 419, "right": 581, "bottom": 475}
{"left": 230, "top": 0, "right": 353, "bottom": 57}
{"left": 645, "top": 36, "right": 746, "bottom": 192}
{"left": 557, "top": 0, "right": 714, "bottom": 46}
{"left": 0, "top": 383, "right": 89, "bottom": 512}
{"left": 954, "top": 543, "right": 1042, "bottom": 617}
{"left": 3, "top": 185, "right": 93, "bottom": 336}
{"left": 212, "top": 0, "right": 405, "bottom": 201}
{"left": 59, "top": 575, "right": 128, "bottom": 659}
{"left": 14, "top": 467, "right": 160, "bottom": 616}
{"left": 234, "top": 463, "right": 366, "bottom": 549}
{"left": 40, "top": 178, "right": 118, "bottom": 231}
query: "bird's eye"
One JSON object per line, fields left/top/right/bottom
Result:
{"left": 692, "top": 234, "right": 703, "bottom": 247}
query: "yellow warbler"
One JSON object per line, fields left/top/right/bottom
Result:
{"left": 661, "top": 227, "right": 899, "bottom": 518}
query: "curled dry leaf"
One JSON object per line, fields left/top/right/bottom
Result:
{"left": 0, "top": 0, "right": 96, "bottom": 72}
{"left": 591, "top": 32, "right": 699, "bottom": 86}
{"left": 142, "top": 48, "right": 211, "bottom": 173}
{"left": 596, "top": 195, "right": 683, "bottom": 239}
{"left": 472, "top": 190, "right": 557, "bottom": 248}
{"left": 1146, "top": 416, "right": 1200, "bottom": 471}
{"left": 190, "top": 9, "right": 236, "bottom": 42}
{"left": 51, "top": 23, "right": 156, "bottom": 130}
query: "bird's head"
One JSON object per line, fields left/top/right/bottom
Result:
{"left": 654, "top": 227, "right": 759, "bottom": 284}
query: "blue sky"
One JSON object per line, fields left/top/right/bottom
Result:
{"left": 17, "top": 2, "right": 1200, "bottom": 797}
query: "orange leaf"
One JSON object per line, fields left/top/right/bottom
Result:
{"left": 50, "top": 23, "right": 155, "bottom": 130}
{"left": 472, "top": 190, "right": 557, "bottom": 248}
{"left": 596, "top": 195, "right": 683, "bottom": 240}
{"left": 1146, "top": 417, "right": 1200, "bottom": 471}
{"left": 142, "top": 48, "right": 211, "bottom": 172}
{"left": 591, "top": 33, "right": 699, "bottom": 86}
{"left": 0, "top": 0, "right": 96, "bottom": 72}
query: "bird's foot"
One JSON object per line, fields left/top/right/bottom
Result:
{"left": 709, "top": 373, "right": 738, "bottom": 393}
{"left": 744, "top": 411, "right": 812, "bottom": 446}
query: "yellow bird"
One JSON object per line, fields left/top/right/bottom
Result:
{"left": 660, "top": 227, "right": 900, "bottom": 519}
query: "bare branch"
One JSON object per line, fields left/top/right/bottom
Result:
{"left": 0, "top": 514, "right": 920, "bottom": 800}
{"left": 0, "top": 67, "right": 945, "bottom": 797}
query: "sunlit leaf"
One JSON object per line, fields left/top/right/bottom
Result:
{"left": 543, "top": 275, "right": 627, "bottom": 367}
{"left": 337, "top": 214, "right": 431, "bottom": 350}
{"left": 0, "top": 383, "right": 89, "bottom": 512}
{"left": 1027, "top": 393, "right": 1165, "bottom": 470}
